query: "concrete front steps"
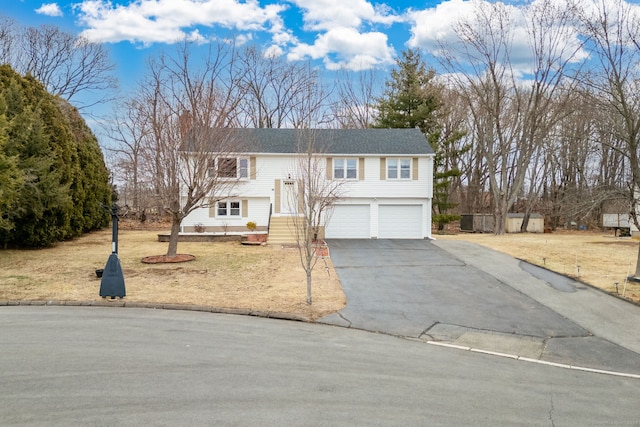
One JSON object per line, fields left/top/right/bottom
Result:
{"left": 267, "top": 216, "right": 301, "bottom": 245}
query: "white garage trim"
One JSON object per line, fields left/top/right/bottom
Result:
{"left": 326, "top": 205, "right": 371, "bottom": 238}
{"left": 378, "top": 205, "right": 423, "bottom": 239}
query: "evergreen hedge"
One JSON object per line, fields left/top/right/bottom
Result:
{"left": 0, "top": 65, "right": 111, "bottom": 247}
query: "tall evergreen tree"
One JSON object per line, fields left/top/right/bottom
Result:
{"left": 373, "top": 49, "right": 465, "bottom": 231}
{"left": 0, "top": 65, "right": 110, "bottom": 247}
{"left": 0, "top": 96, "right": 23, "bottom": 232}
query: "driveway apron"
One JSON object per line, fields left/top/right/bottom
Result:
{"left": 320, "top": 239, "right": 640, "bottom": 374}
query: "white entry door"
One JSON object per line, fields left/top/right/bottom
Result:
{"left": 281, "top": 180, "right": 298, "bottom": 214}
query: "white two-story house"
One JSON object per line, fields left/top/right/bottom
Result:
{"left": 181, "top": 128, "right": 435, "bottom": 241}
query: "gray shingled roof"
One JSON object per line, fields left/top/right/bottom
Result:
{"left": 200, "top": 128, "right": 435, "bottom": 155}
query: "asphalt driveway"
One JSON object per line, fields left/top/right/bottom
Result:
{"left": 320, "top": 239, "right": 640, "bottom": 374}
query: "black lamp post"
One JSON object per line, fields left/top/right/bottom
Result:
{"left": 99, "top": 205, "right": 126, "bottom": 299}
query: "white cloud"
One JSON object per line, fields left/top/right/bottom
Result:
{"left": 75, "top": 0, "right": 286, "bottom": 44}
{"left": 290, "top": 0, "right": 400, "bottom": 31}
{"left": 282, "top": 0, "right": 399, "bottom": 70}
{"left": 35, "top": 3, "right": 63, "bottom": 17}
{"left": 288, "top": 27, "right": 394, "bottom": 70}
{"left": 408, "top": 0, "right": 589, "bottom": 76}
{"left": 407, "top": 0, "right": 476, "bottom": 53}
{"left": 264, "top": 44, "right": 284, "bottom": 58}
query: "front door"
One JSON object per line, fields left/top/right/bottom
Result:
{"left": 281, "top": 180, "right": 298, "bottom": 214}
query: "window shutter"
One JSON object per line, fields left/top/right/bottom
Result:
{"left": 326, "top": 157, "right": 333, "bottom": 180}
{"left": 413, "top": 158, "right": 419, "bottom": 180}
{"left": 250, "top": 157, "right": 256, "bottom": 179}
{"left": 274, "top": 179, "right": 281, "bottom": 214}
{"left": 242, "top": 199, "right": 248, "bottom": 217}
{"left": 359, "top": 158, "right": 365, "bottom": 180}
{"left": 298, "top": 180, "right": 305, "bottom": 213}
{"left": 380, "top": 158, "right": 386, "bottom": 180}
{"left": 208, "top": 198, "right": 216, "bottom": 217}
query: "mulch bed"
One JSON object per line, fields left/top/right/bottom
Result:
{"left": 141, "top": 254, "right": 196, "bottom": 264}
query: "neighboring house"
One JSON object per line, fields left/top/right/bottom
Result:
{"left": 181, "top": 128, "right": 435, "bottom": 241}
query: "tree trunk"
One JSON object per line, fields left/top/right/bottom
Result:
{"left": 633, "top": 242, "right": 640, "bottom": 279}
{"left": 494, "top": 205, "right": 506, "bottom": 235}
{"left": 166, "top": 215, "right": 181, "bottom": 257}
{"left": 520, "top": 212, "right": 531, "bottom": 233}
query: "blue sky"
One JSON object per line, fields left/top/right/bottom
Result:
{"left": 3, "top": 0, "right": 473, "bottom": 92}
{"left": 4, "top": 0, "right": 640, "bottom": 122}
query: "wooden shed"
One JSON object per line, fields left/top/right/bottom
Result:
{"left": 461, "top": 213, "right": 544, "bottom": 233}
{"left": 505, "top": 213, "right": 544, "bottom": 233}
{"left": 460, "top": 214, "right": 494, "bottom": 233}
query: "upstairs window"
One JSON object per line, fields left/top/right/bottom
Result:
{"left": 218, "top": 158, "right": 237, "bottom": 178}
{"left": 238, "top": 158, "right": 248, "bottom": 178}
{"left": 210, "top": 158, "right": 248, "bottom": 179}
{"left": 334, "top": 158, "right": 357, "bottom": 179}
{"left": 387, "top": 159, "right": 411, "bottom": 180}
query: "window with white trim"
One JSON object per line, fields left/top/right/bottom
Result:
{"left": 217, "top": 201, "right": 241, "bottom": 217}
{"left": 238, "top": 158, "right": 248, "bottom": 178}
{"left": 334, "top": 158, "right": 357, "bottom": 179}
{"left": 209, "top": 158, "right": 249, "bottom": 179}
{"left": 387, "top": 158, "right": 411, "bottom": 179}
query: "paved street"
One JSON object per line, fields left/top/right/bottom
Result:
{"left": 1, "top": 306, "right": 639, "bottom": 426}
{"left": 321, "top": 239, "right": 640, "bottom": 375}
{"left": 2, "top": 239, "right": 640, "bottom": 425}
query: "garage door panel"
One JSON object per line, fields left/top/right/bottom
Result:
{"left": 326, "top": 205, "right": 370, "bottom": 238}
{"left": 379, "top": 205, "right": 422, "bottom": 239}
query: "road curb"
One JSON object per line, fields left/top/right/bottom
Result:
{"left": 0, "top": 299, "right": 311, "bottom": 322}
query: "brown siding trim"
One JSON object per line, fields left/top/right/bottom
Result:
{"left": 250, "top": 157, "right": 257, "bottom": 180}
{"left": 274, "top": 179, "right": 281, "bottom": 214}
{"left": 298, "top": 180, "right": 305, "bottom": 213}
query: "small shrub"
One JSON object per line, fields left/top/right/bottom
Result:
{"left": 246, "top": 221, "right": 257, "bottom": 231}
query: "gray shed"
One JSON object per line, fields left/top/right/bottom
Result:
{"left": 460, "top": 214, "right": 494, "bottom": 233}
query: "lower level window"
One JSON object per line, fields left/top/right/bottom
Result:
{"left": 217, "top": 201, "right": 240, "bottom": 217}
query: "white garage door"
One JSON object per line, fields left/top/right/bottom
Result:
{"left": 325, "top": 205, "right": 370, "bottom": 238}
{"left": 378, "top": 205, "right": 423, "bottom": 239}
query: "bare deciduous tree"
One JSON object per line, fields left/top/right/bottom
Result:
{"left": 439, "top": 0, "right": 584, "bottom": 234}
{"left": 12, "top": 24, "right": 117, "bottom": 110}
{"left": 104, "top": 98, "right": 152, "bottom": 214}
{"left": 0, "top": 15, "right": 15, "bottom": 65}
{"left": 237, "top": 46, "right": 321, "bottom": 129}
{"left": 579, "top": 0, "right": 640, "bottom": 276}
{"left": 287, "top": 129, "right": 345, "bottom": 305}
{"left": 135, "top": 41, "right": 247, "bottom": 257}
{"left": 331, "top": 69, "right": 382, "bottom": 128}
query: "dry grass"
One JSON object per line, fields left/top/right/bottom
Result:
{"left": 0, "top": 228, "right": 345, "bottom": 320}
{"left": 436, "top": 230, "right": 640, "bottom": 304}
{"left": 5, "top": 226, "right": 637, "bottom": 319}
